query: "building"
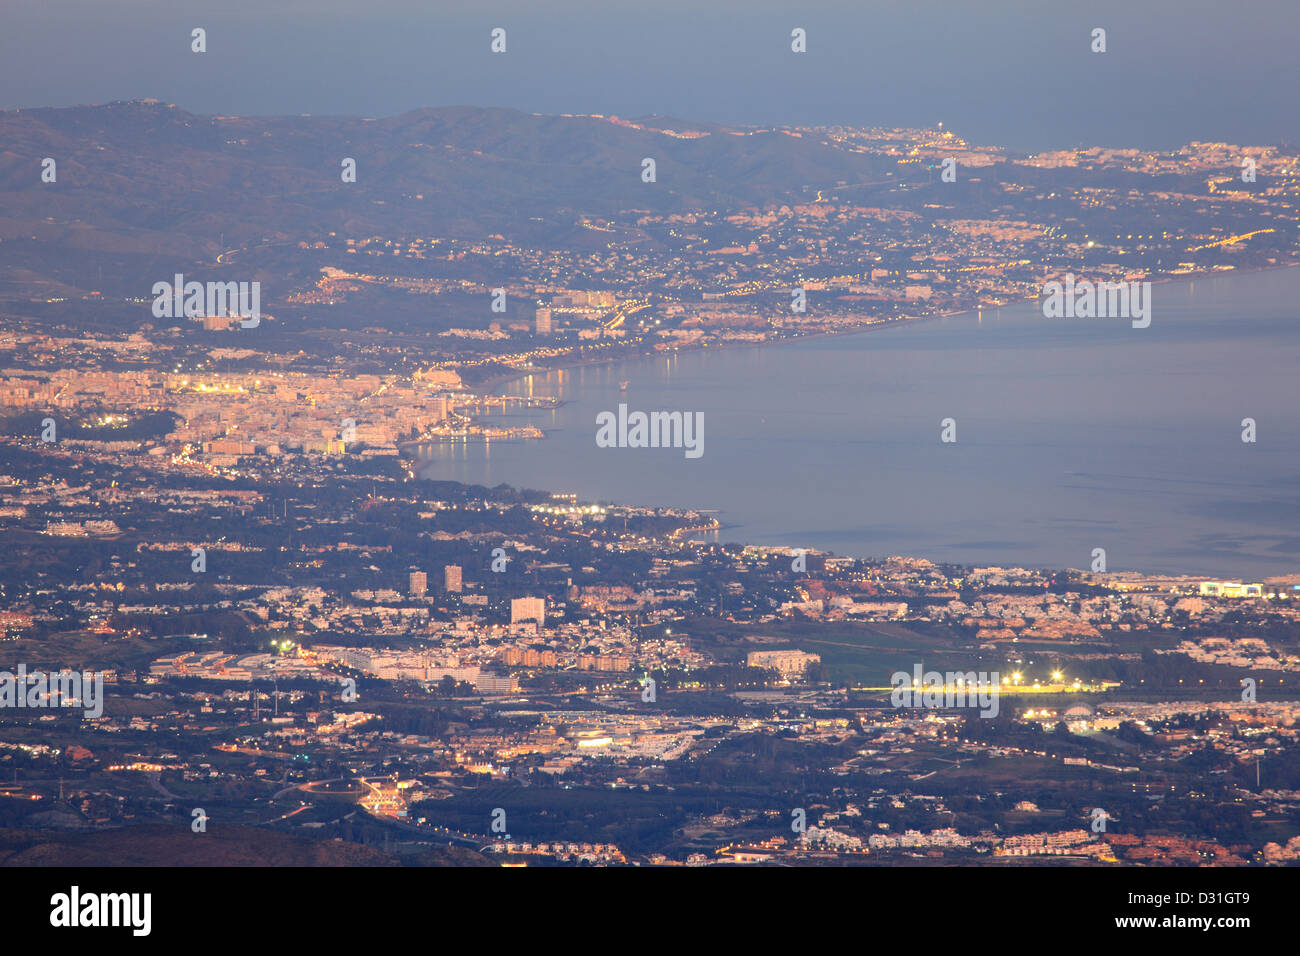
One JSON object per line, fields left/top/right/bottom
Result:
{"left": 511, "top": 596, "right": 545, "bottom": 626}
{"left": 474, "top": 674, "right": 519, "bottom": 695}
{"left": 409, "top": 571, "right": 427, "bottom": 599}
{"left": 444, "top": 565, "right": 462, "bottom": 593}
{"left": 426, "top": 665, "right": 480, "bottom": 683}
{"left": 508, "top": 648, "right": 558, "bottom": 668}
{"left": 1199, "top": 581, "right": 1262, "bottom": 598}
{"left": 535, "top": 307, "right": 552, "bottom": 335}
{"left": 746, "top": 649, "right": 821, "bottom": 679}
{"left": 202, "top": 439, "right": 256, "bottom": 456}
{"left": 196, "top": 314, "right": 242, "bottom": 331}
{"left": 577, "top": 654, "right": 630, "bottom": 672}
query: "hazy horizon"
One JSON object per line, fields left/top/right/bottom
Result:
{"left": 4, "top": 0, "right": 1299, "bottom": 152}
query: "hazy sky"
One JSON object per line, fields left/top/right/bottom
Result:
{"left": 3, "top": 0, "right": 1297, "bottom": 151}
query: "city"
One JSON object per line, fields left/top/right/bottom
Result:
{"left": 0, "top": 1, "right": 1296, "bottom": 937}
{"left": 1, "top": 427, "right": 1299, "bottom": 867}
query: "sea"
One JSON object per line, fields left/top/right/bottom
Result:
{"left": 417, "top": 267, "right": 1300, "bottom": 579}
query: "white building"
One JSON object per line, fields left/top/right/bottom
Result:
{"left": 511, "top": 596, "right": 546, "bottom": 626}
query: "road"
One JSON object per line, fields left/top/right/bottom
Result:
{"left": 146, "top": 770, "right": 178, "bottom": 800}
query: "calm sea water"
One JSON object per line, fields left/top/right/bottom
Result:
{"left": 418, "top": 268, "right": 1300, "bottom": 578}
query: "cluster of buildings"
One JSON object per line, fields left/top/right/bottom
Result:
{"left": 774, "top": 563, "right": 1300, "bottom": 641}
{"left": 998, "top": 830, "right": 1114, "bottom": 859}
{"left": 148, "top": 651, "right": 331, "bottom": 683}
{"left": 264, "top": 127, "right": 1300, "bottom": 385}
{"left": 484, "top": 842, "right": 626, "bottom": 864}
{"left": 745, "top": 650, "right": 821, "bottom": 679}
{"left": 1161, "top": 637, "right": 1300, "bottom": 671}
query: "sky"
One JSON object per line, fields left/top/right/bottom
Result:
{"left": 3, "top": 0, "right": 1297, "bottom": 151}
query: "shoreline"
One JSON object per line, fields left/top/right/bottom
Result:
{"left": 412, "top": 262, "right": 1300, "bottom": 580}
{"left": 466, "top": 261, "right": 1300, "bottom": 397}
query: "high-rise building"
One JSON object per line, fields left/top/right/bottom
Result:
{"left": 511, "top": 596, "right": 545, "bottom": 626}
{"left": 535, "top": 306, "right": 552, "bottom": 335}
{"left": 408, "top": 571, "right": 427, "bottom": 598}
{"left": 444, "top": 565, "right": 462, "bottom": 593}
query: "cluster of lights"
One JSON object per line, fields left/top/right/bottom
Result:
{"left": 1003, "top": 669, "right": 1085, "bottom": 690}
{"left": 178, "top": 380, "right": 247, "bottom": 394}
{"left": 532, "top": 504, "right": 606, "bottom": 515}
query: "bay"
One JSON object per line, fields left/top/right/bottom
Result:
{"left": 418, "top": 267, "right": 1300, "bottom": 579}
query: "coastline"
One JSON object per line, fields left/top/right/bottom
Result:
{"left": 408, "top": 260, "right": 1300, "bottom": 580}
{"left": 465, "top": 261, "right": 1300, "bottom": 397}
